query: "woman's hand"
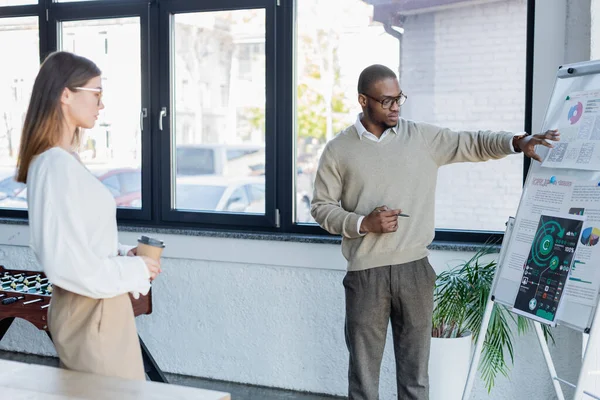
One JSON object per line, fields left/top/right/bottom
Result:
{"left": 140, "top": 256, "right": 161, "bottom": 281}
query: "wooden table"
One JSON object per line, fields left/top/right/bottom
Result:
{"left": 0, "top": 359, "right": 230, "bottom": 400}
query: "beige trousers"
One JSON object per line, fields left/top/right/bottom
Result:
{"left": 48, "top": 286, "right": 145, "bottom": 381}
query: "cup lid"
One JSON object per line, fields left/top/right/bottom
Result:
{"left": 138, "top": 235, "right": 165, "bottom": 248}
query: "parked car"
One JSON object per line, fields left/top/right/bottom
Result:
{"left": 175, "top": 175, "right": 266, "bottom": 213}
{"left": 176, "top": 144, "right": 264, "bottom": 176}
{"left": 175, "top": 175, "right": 312, "bottom": 220}
{"left": 96, "top": 168, "right": 142, "bottom": 207}
{"left": 0, "top": 168, "right": 142, "bottom": 209}
{"left": 0, "top": 175, "right": 25, "bottom": 201}
{"left": 0, "top": 187, "right": 27, "bottom": 209}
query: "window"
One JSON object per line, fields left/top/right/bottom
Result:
{"left": 119, "top": 171, "right": 141, "bottom": 195}
{"left": 295, "top": 1, "right": 399, "bottom": 224}
{"left": 161, "top": 2, "right": 274, "bottom": 227}
{"left": 60, "top": 17, "right": 143, "bottom": 210}
{"left": 0, "top": 1, "right": 35, "bottom": 5}
{"left": 295, "top": 0, "right": 528, "bottom": 232}
{"left": 0, "top": 0, "right": 535, "bottom": 243}
{"left": 101, "top": 175, "right": 121, "bottom": 196}
{"left": 0, "top": 16, "right": 38, "bottom": 211}
{"left": 225, "top": 186, "right": 250, "bottom": 212}
{"left": 400, "top": 1, "right": 527, "bottom": 232}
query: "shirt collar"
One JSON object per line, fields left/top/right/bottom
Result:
{"left": 354, "top": 113, "right": 398, "bottom": 140}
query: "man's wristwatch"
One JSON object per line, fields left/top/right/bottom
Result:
{"left": 512, "top": 133, "right": 530, "bottom": 153}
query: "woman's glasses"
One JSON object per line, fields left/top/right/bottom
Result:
{"left": 73, "top": 87, "right": 103, "bottom": 106}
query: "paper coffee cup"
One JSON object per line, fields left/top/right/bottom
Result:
{"left": 137, "top": 235, "right": 165, "bottom": 261}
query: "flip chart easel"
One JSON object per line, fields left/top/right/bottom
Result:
{"left": 463, "top": 59, "right": 600, "bottom": 400}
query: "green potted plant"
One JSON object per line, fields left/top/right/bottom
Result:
{"left": 429, "top": 243, "right": 554, "bottom": 399}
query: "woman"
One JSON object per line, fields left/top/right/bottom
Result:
{"left": 16, "top": 51, "right": 161, "bottom": 380}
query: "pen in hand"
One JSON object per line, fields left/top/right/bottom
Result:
{"left": 396, "top": 213, "right": 410, "bottom": 218}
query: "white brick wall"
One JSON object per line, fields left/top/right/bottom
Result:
{"left": 401, "top": 0, "right": 528, "bottom": 232}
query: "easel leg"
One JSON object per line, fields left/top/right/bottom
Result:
{"left": 139, "top": 335, "right": 168, "bottom": 383}
{"left": 462, "top": 299, "right": 495, "bottom": 400}
{"left": 463, "top": 217, "right": 515, "bottom": 399}
{"left": 0, "top": 317, "right": 14, "bottom": 341}
{"left": 534, "top": 322, "right": 565, "bottom": 400}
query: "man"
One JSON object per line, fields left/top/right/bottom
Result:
{"left": 310, "top": 64, "right": 559, "bottom": 400}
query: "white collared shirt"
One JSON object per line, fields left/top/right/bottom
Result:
{"left": 354, "top": 113, "right": 398, "bottom": 142}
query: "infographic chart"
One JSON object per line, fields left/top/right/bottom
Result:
{"left": 513, "top": 214, "right": 584, "bottom": 324}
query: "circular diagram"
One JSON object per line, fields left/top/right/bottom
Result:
{"left": 530, "top": 220, "right": 563, "bottom": 267}
{"left": 568, "top": 101, "right": 583, "bottom": 125}
{"left": 580, "top": 226, "right": 600, "bottom": 247}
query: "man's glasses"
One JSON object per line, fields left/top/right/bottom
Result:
{"left": 362, "top": 92, "right": 407, "bottom": 109}
{"left": 73, "top": 87, "right": 103, "bottom": 106}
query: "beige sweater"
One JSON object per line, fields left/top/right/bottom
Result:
{"left": 310, "top": 118, "right": 515, "bottom": 271}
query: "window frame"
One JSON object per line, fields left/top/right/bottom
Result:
{"left": 48, "top": 1, "right": 153, "bottom": 221}
{"left": 157, "top": 0, "right": 278, "bottom": 229}
{"left": 0, "top": 1, "right": 44, "bottom": 220}
{"left": 0, "top": 0, "right": 536, "bottom": 244}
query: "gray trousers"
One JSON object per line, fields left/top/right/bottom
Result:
{"left": 343, "top": 257, "right": 437, "bottom": 400}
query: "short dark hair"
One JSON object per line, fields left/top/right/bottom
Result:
{"left": 357, "top": 64, "right": 397, "bottom": 94}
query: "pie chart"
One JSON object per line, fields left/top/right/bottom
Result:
{"left": 580, "top": 227, "right": 600, "bottom": 246}
{"left": 568, "top": 101, "right": 583, "bottom": 125}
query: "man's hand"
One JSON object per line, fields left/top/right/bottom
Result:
{"left": 360, "top": 206, "right": 402, "bottom": 234}
{"left": 515, "top": 129, "right": 560, "bottom": 162}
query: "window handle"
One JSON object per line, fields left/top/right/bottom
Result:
{"left": 140, "top": 108, "right": 147, "bottom": 131}
{"left": 159, "top": 107, "right": 167, "bottom": 131}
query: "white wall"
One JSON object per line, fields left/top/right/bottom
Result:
{"left": 0, "top": 226, "right": 583, "bottom": 399}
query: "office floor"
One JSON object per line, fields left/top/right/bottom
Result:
{"left": 0, "top": 350, "right": 344, "bottom": 400}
